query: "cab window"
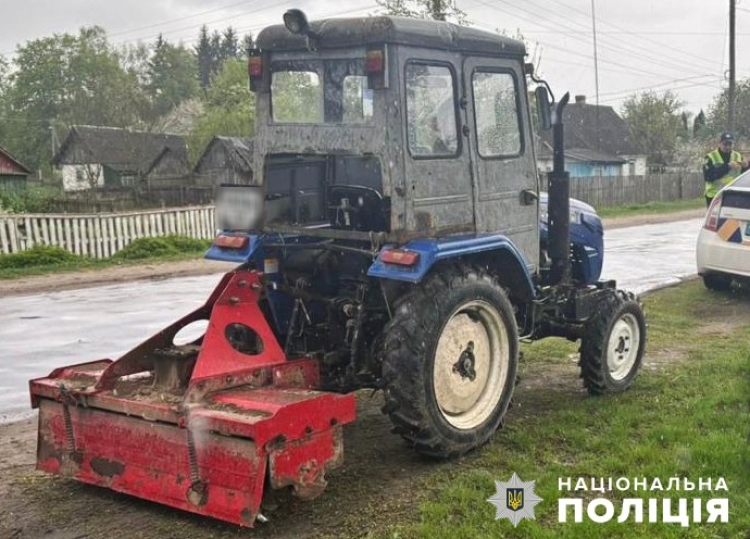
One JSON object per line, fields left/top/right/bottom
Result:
{"left": 405, "top": 63, "right": 459, "bottom": 158}
{"left": 472, "top": 70, "right": 522, "bottom": 158}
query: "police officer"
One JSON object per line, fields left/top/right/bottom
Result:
{"left": 703, "top": 132, "right": 749, "bottom": 207}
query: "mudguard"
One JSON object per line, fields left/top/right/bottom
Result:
{"left": 367, "top": 234, "right": 536, "bottom": 297}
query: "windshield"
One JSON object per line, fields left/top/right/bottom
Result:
{"left": 271, "top": 59, "right": 374, "bottom": 125}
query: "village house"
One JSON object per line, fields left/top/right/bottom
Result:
{"left": 537, "top": 95, "right": 647, "bottom": 177}
{"left": 0, "top": 145, "right": 31, "bottom": 192}
{"left": 193, "top": 136, "right": 254, "bottom": 188}
{"left": 53, "top": 125, "right": 189, "bottom": 191}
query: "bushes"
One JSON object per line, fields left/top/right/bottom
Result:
{"left": 111, "top": 235, "right": 210, "bottom": 261}
{"left": 0, "top": 236, "right": 211, "bottom": 272}
{"left": 0, "top": 187, "right": 59, "bottom": 213}
{"left": 0, "top": 245, "right": 79, "bottom": 269}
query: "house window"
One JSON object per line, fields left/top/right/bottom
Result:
{"left": 405, "top": 62, "right": 459, "bottom": 158}
{"left": 121, "top": 174, "right": 137, "bottom": 187}
{"left": 472, "top": 70, "right": 522, "bottom": 158}
{"left": 75, "top": 168, "right": 85, "bottom": 182}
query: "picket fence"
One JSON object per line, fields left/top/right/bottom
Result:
{"left": 0, "top": 206, "right": 216, "bottom": 257}
{"left": 568, "top": 172, "right": 704, "bottom": 208}
{"left": 0, "top": 172, "right": 706, "bottom": 257}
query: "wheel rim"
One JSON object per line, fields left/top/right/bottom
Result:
{"left": 433, "top": 300, "right": 510, "bottom": 430}
{"left": 607, "top": 312, "right": 640, "bottom": 380}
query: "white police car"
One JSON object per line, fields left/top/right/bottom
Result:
{"left": 696, "top": 170, "right": 750, "bottom": 290}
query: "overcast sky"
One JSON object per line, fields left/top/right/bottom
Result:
{"left": 1, "top": 0, "right": 747, "bottom": 119}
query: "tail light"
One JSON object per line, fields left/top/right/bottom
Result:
{"left": 365, "top": 47, "right": 388, "bottom": 89}
{"left": 248, "top": 54, "right": 262, "bottom": 79}
{"left": 380, "top": 249, "right": 420, "bottom": 267}
{"left": 365, "top": 49, "right": 385, "bottom": 73}
{"left": 248, "top": 50, "right": 263, "bottom": 92}
{"left": 704, "top": 195, "right": 722, "bottom": 231}
{"left": 214, "top": 234, "right": 249, "bottom": 249}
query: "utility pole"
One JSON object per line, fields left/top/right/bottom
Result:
{"left": 729, "top": 0, "right": 736, "bottom": 132}
{"left": 430, "top": 0, "right": 446, "bottom": 21}
{"left": 591, "top": 0, "right": 601, "bottom": 152}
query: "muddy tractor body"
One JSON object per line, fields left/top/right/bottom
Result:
{"left": 30, "top": 12, "right": 646, "bottom": 527}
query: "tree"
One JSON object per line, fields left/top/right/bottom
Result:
{"left": 242, "top": 34, "right": 255, "bottom": 57}
{"left": 3, "top": 26, "right": 144, "bottom": 172}
{"left": 146, "top": 35, "right": 199, "bottom": 119}
{"left": 621, "top": 91, "right": 684, "bottom": 167}
{"left": 693, "top": 109, "right": 706, "bottom": 138}
{"left": 187, "top": 59, "right": 255, "bottom": 164}
{"left": 0, "top": 56, "right": 9, "bottom": 144}
{"left": 119, "top": 41, "right": 152, "bottom": 89}
{"left": 195, "top": 25, "right": 243, "bottom": 88}
{"left": 376, "top": 0, "right": 468, "bottom": 24}
{"left": 706, "top": 78, "right": 750, "bottom": 142}
{"left": 196, "top": 25, "right": 214, "bottom": 88}
{"left": 220, "top": 27, "right": 239, "bottom": 62}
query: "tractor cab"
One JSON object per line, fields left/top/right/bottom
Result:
{"left": 210, "top": 11, "right": 543, "bottom": 275}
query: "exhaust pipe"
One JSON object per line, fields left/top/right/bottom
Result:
{"left": 547, "top": 92, "right": 571, "bottom": 285}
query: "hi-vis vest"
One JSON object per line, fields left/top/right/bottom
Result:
{"left": 705, "top": 149, "right": 742, "bottom": 199}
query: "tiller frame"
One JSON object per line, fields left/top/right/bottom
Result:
{"left": 29, "top": 270, "right": 356, "bottom": 527}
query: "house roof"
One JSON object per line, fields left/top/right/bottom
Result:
{"left": 194, "top": 136, "right": 254, "bottom": 174}
{"left": 0, "top": 144, "right": 31, "bottom": 175}
{"left": 563, "top": 148, "right": 626, "bottom": 164}
{"left": 537, "top": 143, "right": 626, "bottom": 164}
{"left": 539, "top": 99, "right": 643, "bottom": 161}
{"left": 53, "top": 125, "right": 188, "bottom": 175}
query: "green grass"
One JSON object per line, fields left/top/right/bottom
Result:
{"left": 367, "top": 281, "right": 750, "bottom": 539}
{"left": 0, "top": 236, "right": 212, "bottom": 279}
{"left": 597, "top": 198, "right": 705, "bottom": 219}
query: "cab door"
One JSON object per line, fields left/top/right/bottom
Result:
{"left": 462, "top": 56, "right": 539, "bottom": 269}
{"left": 400, "top": 50, "right": 474, "bottom": 233}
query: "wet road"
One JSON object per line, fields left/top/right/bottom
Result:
{"left": 0, "top": 218, "right": 704, "bottom": 423}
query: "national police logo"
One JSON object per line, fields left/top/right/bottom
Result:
{"left": 507, "top": 487, "right": 524, "bottom": 511}
{"left": 487, "top": 472, "right": 543, "bottom": 527}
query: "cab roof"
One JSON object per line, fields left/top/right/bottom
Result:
{"left": 255, "top": 15, "right": 526, "bottom": 57}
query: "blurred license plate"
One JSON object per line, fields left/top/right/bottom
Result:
{"left": 216, "top": 185, "right": 264, "bottom": 231}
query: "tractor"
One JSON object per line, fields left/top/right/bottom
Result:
{"left": 29, "top": 10, "right": 646, "bottom": 527}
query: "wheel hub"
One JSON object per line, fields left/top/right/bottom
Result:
{"left": 452, "top": 342, "right": 477, "bottom": 381}
{"left": 433, "top": 300, "right": 510, "bottom": 430}
{"left": 607, "top": 314, "right": 640, "bottom": 380}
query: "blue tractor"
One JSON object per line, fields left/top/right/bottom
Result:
{"left": 205, "top": 10, "right": 646, "bottom": 459}
{"left": 28, "top": 12, "right": 648, "bottom": 527}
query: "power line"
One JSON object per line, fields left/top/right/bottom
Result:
{"left": 473, "top": 14, "right": 711, "bottom": 84}
{"left": 491, "top": 0, "right": 719, "bottom": 74}
{"left": 598, "top": 75, "right": 723, "bottom": 100}
{"left": 550, "top": 0, "right": 720, "bottom": 70}
{"left": 470, "top": 0, "right": 727, "bottom": 114}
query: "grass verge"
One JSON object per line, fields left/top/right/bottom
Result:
{"left": 0, "top": 236, "right": 212, "bottom": 280}
{"left": 359, "top": 281, "right": 750, "bottom": 539}
{"left": 596, "top": 198, "right": 705, "bottom": 219}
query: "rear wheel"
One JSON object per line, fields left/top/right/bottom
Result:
{"left": 702, "top": 273, "right": 733, "bottom": 291}
{"left": 381, "top": 265, "right": 518, "bottom": 458}
{"left": 580, "top": 291, "right": 646, "bottom": 395}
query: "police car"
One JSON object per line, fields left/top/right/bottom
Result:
{"left": 696, "top": 170, "right": 750, "bottom": 290}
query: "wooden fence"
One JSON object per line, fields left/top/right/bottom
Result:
{"left": 0, "top": 205, "right": 215, "bottom": 256}
{"left": 568, "top": 172, "right": 704, "bottom": 208}
{"left": 0, "top": 172, "right": 706, "bottom": 257}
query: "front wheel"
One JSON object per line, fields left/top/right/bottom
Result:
{"left": 381, "top": 266, "right": 518, "bottom": 458}
{"left": 579, "top": 291, "right": 646, "bottom": 395}
{"left": 702, "top": 273, "right": 732, "bottom": 292}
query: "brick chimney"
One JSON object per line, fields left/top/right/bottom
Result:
{"left": 575, "top": 95, "right": 586, "bottom": 104}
